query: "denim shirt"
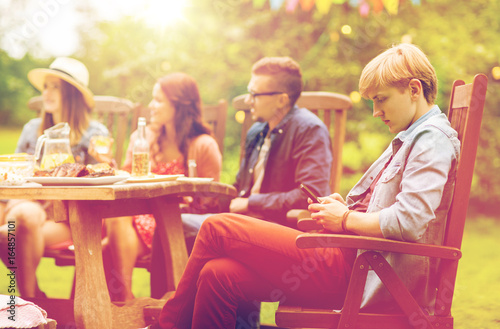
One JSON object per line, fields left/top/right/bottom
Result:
{"left": 15, "top": 118, "right": 109, "bottom": 165}
{"left": 234, "top": 105, "right": 333, "bottom": 225}
{"left": 346, "top": 106, "right": 461, "bottom": 312}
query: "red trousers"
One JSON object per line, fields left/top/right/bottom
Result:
{"left": 157, "top": 213, "right": 354, "bottom": 329}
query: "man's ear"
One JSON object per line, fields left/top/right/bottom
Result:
{"left": 277, "top": 92, "right": 290, "bottom": 109}
{"left": 409, "top": 79, "right": 422, "bottom": 100}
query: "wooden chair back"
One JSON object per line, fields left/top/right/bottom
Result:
{"left": 27, "top": 95, "right": 136, "bottom": 166}
{"left": 201, "top": 99, "right": 228, "bottom": 155}
{"left": 436, "top": 73, "right": 488, "bottom": 316}
{"left": 132, "top": 99, "right": 228, "bottom": 156}
{"left": 232, "top": 91, "right": 352, "bottom": 193}
{"left": 274, "top": 74, "right": 488, "bottom": 329}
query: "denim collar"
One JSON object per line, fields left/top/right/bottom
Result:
{"left": 392, "top": 105, "right": 441, "bottom": 152}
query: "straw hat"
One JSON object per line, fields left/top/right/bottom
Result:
{"left": 28, "top": 57, "right": 95, "bottom": 108}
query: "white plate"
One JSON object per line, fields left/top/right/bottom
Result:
{"left": 125, "top": 174, "right": 184, "bottom": 183}
{"left": 27, "top": 175, "right": 130, "bottom": 186}
{"left": 176, "top": 177, "right": 214, "bottom": 182}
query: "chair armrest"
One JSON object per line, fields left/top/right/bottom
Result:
{"left": 286, "top": 209, "right": 312, "bottom": 227}
{"left": 296, "top": 233, "right": 461, "bottom": 260}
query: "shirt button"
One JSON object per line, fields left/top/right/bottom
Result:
{"left": 278, "top": 129, "right": 283, "bottom": 134}
{"left": 249, "top": 168, "right": 253, "bottom": 174}
{"left": 239, "top": 190, "right": 246, "bottom": 196}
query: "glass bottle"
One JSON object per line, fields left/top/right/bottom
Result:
{"left": 131, "top": 117, "right": 150, "bottom": 177}
{"left": 188, "top": 159, "right": 197, "bottom": 177}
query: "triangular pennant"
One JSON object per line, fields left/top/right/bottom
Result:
{"left": 315, "top": 0, "right": 332, "bottom": 14}
{"left": 370, "top": 0, "right": 384, "bottom": 13}
{"left": 270, "top": 0, "right": 286, "bottom": 10}
{"left": 382, "top": 0, "right": 398, "bottom": 14}
{"left": 286, "top": 0, "right": 300, "bottom": 12}
{"left": 359, "top": 0, "right": 370, "bottom": 17}
{"left": 332, "top": 0, "right": 347, "bottom": 3}
{"left": 299, "top": 0, "right": 316, "bottom": 11}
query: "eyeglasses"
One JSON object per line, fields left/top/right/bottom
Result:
{"left": 247, "top": 90, "right": 284, "bottom": 101}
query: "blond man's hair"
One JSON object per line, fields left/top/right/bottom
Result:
{"left": 252, "top": 57, "right": 303, "bottom": 106}
{"left": 359, "top": 44, "right": 437, "bottom": 104}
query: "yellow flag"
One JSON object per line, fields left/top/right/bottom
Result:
{"left": 315, "top": 0, "right": 332, "bottom": 14}
{"left": 382, "top": 0, "right": 398, "bottom": 14}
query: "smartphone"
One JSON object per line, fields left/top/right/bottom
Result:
{"left": 300, "top": 183, "right": 321, "bottom": 203}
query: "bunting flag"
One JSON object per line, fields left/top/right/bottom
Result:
{"left": 270, "top": 0, "right": 286, "bottom": 9}
{"left": 285, "top": 0, "right": 300, "bottom": 12}
{"left": 261, "top": 0, "right": 419, "bottom": 15}
{"left": 299, "top": 0, "right": 316, "bottom": 11}
{"left": 382, "top": 0, "right": 399, "bottom": 14}
{"left": 359, "top": 0, "right": 370, "bottom": 17}
{"left": 315, "top": 0, "right": 333, "bottom": 14}
{"left": 370, "top": 0, "right": 384, "bottom": 13}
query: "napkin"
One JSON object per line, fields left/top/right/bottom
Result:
{"left": 0, "top": 295, "right": 48, "bottom": 328}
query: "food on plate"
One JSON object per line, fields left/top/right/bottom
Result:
{"left": 34, "top": 163, "right": 122, "bottom": 178}
{"left": 85, "top": 163, "right": 115, "bottom": 177}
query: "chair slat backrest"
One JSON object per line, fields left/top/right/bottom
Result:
{"left": 201, "top": 99, "right": 228, "bottom": 155}
{"left": 445, "top": 74, "right": 487, "bottom": 250}
{"left": 27, "top": 95, "right": 136, "bottom": 166}
{"left": 132, "top": 99, "right": 228, "bottom": 157}
{"left": 232, "top": 91, "right": 352, "bottom": 193}
{"left": 436, "top": 74, "right": 487, "bottom": 317}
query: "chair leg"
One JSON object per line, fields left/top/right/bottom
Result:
{"left": 337, "top": 252, "right": 370, "bottom": 329}
{"left": 364, "top": 251, "right": 436, "bottom": 329}
{"left": 70, "top": 272, "right": 76, "bottom": 299}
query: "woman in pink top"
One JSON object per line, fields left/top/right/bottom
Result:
{"left": 103, "top": 72, "right": 222, "bottom": 301}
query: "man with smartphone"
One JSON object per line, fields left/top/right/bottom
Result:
{"left": 227, "top": 56, "right": 332, "bottom": 225}
{"left": 183, "top": 56, "right": 332, "bottom": 234}
{"left": 180, "top": 56, "right": 333, "bottom": 329}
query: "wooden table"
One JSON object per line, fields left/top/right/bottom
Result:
{"left": 0, "top": 179, "right": 236, "bottom": 329}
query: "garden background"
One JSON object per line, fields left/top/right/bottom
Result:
{"left": 1, "top": 0, "right": 499, "bottom": 327}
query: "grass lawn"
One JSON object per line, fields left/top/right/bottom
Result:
{"left": 0, "top": 126, "right": 21, "bottom": 154}
{"left": 1, "top": 215, "right": 499, "bottom": 327}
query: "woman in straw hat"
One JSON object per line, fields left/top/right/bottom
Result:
{"left": 0, "top": 57, "right": 110, "bottom": 298}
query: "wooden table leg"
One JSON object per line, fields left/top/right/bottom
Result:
{"left": 69, "top": 200, "right": 112, "bottom": 329}
{"left": 149, "top": 196, "right": 189, "bottom": 298}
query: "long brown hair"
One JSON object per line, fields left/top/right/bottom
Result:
{"left": 38, "top": 78, "right": 92, "bottom": 145}
{"left": 156, "top": 72, "right": 212, "bottom": 169}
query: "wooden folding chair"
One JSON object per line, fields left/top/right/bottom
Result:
{"left": 232, "top": 91, "right": 352, "bottom": 194}
{"left": 274, "top": 74, "right": 488, "bottom": 329}
{"left": 202, "top": 99, "right": 228, "bottom": 155}
{"left": 232, "top": 91, "right": 352, "bottom": 226}
{"left": 132, "top": 99, "right": 228, "bottom": 156}
{"left": 27, "top": 95, "right": 136, "bottom": 165}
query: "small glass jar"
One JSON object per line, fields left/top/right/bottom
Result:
{"left": 0, "top": 154, "right": 34, "bottom": 186}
